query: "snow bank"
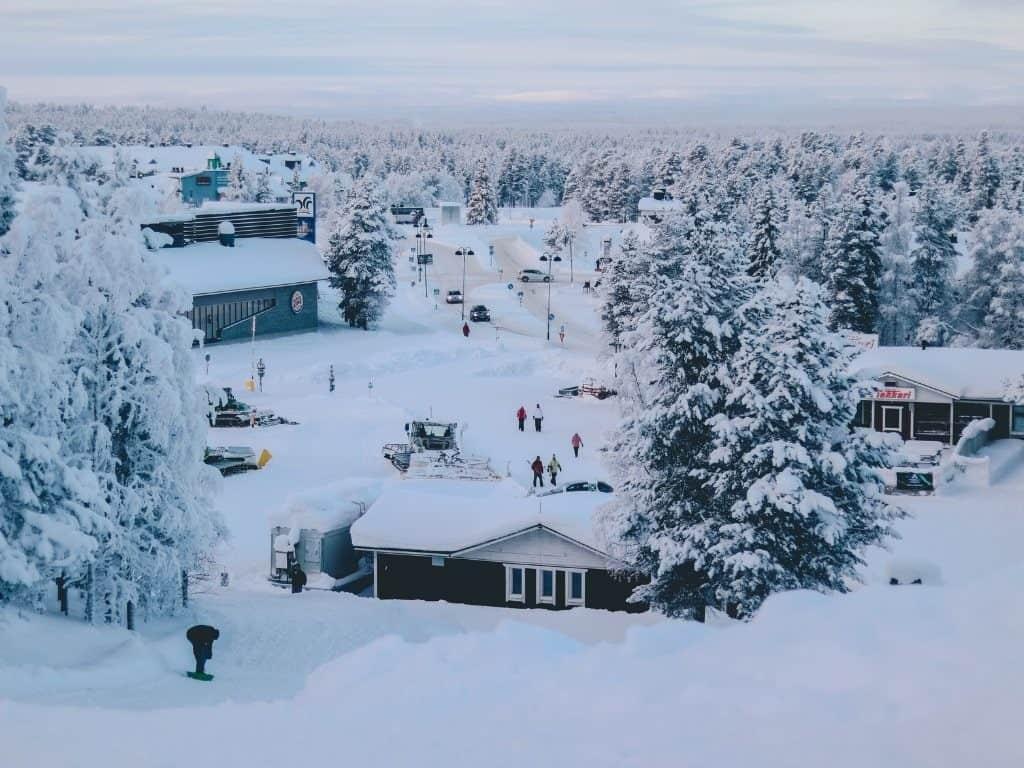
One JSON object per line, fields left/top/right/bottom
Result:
{"left": 272, "top": 477, "right": 387, "bottom": 531}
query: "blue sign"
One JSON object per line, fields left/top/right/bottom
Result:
{"left": 292, "top": 192, "right": 316, "bottom": 244}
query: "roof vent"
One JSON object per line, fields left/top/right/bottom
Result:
{"left": 218, "top": 220, "right": 236, "bottom": 247}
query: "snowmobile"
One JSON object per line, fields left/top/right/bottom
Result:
{"left": 382, "top": 419, "right": 499, "bottom": 480}
{"left": 207, "top": 387, "right": 296, "bottom": 427}
{"left": 204, "top": 445, "right": 272, "bottom": 476}
{"left": 556, "top": 380, "right": 617, "bottom": 400}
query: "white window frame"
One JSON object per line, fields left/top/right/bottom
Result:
{"left": 505, "top": 565, "right": 525, "bottom": 603}
{"left": 566, "top": 570, "right": 586, "bottom": 606}
{"left": 537, "top": 568, "right": 556, "bottom": 605}
{"left": 882, "top": 405, "right": 903, "bottom": 433}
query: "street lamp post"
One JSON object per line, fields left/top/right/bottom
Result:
{"left": 538, "top": 251, "right": 562, "bottom": 341}
{"left": 415, "top": 219, "right": 433, "bottom": 299}
{"left": 454, "top": 247, "right": 475, "bottom": 321}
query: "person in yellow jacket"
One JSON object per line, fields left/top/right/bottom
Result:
{"left": 547, "top": 454, "right": 562, "bottom": 486}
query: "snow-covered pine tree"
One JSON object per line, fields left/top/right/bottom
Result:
{"left": 824, "top": 181, "right": 885, "bottom": 333}
{"left": 959, "top": 207, "right": 1024, "bottom": 343}
{"left": 254, "top": 168, "right": 273, "bottom": 203}
{"left": 603, "top": 212, "right": 751, "bottom": 619}
{"left": 324, "top": 178, "right": 396, "bottom": 329}
{"left": 970, "top": 131, "right": 1001, "bottom": 213}
{"left": 599, "top": 230, "right": 645, "bottom": 351}
{"left": 705, "top": 277, "right": 902, "bottom": 618}
{"left": 909, "top": 186, "right": 957, "bottom": 345}
{"left": 0, "top": 187, "right": 108, "bottom": 603}
{"left": 878, "top": 181, "right": 916, "bottom": 345}
{"left": 981, "top": 257, "right": 1024, "bottom": 349}
{"left": 465, "top": 161, "right": 497, "bottom": 225}
{"left": 746, "top": 187, "right": 782, "bottom": 279}
{"left": 220, "top": 154, "right": 248, "bottom": 202}
{"left": 0, "top": 87, "right": 17, "bottom": 237}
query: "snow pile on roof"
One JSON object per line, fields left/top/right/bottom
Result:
{"left": 197, "top": 201, "right": 297, "bottom": 214}
{"left": 351, "top": 480, "right": 609, "bottom": 554}
{"left": 638, "top": 196, "right": 684, "bottom": 211}
{"left": 150, "top": 237, "right": 328, "bottom": 296}
{"left": 218, "top": 220, "right": 235, "bottom": 235}
{"left": 854, "top": 347, "right": 1024, "bottom": 399}
{"left": 272, "top": 477, "right": 387, "bottom": 532}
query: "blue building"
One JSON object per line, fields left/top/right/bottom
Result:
{"left": 144, "top": 204, "right": 328, "bottom": 343}
{"left": 177, "top": 153, "right": 230, "bottom": 205}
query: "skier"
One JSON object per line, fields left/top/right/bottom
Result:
{"left": 290, "top": 563, "right": 307, "bottom": 594}
{"left": 186, "top": 624, "right": 220, "bottom": 681}
{"left": 571, "top": 432, "right": 583, "bottom": 458}
{"left": 533, "top": 403, "right": 544, "bottom": 433}
{"left": 516, "top": 405, "right": 527, "bottom": 432}
{"left": 548, "top": 454, "right": 562, "bottom": 486}
{"left": 462, "top": 322, "right": 470, "bottom": 338}
{"left": 559, "top": 324, "right": 565, "bottom": 344}
{"left": 530, "top": 456, "right": 545, "bottom": 488}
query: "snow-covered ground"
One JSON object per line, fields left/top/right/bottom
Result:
{"left": 3, "top": 223, "right": 1024, "bottom": 767}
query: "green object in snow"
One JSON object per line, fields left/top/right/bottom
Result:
{"left": 186, "top": 671, "right": 215, "bottom": 682}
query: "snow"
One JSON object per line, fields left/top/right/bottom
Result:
{"left": 150, "top": 237, "right": 328, "bottom": 296}
{"left": 217, "top": 220, "right": 235, "bottom": 235}
{"left": 855, "top": 346, "right": 1024, "bottom": 399}
{"left": 637, "top": 196, "right": 684, "bottom": 212}
{"left": 350, "top": 480, "right": 610, "bottom": 553}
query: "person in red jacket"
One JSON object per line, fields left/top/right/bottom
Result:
{"left": 516, "top": 405, "right": 527, "bottom": 432}
{"left": 571, "top": 432, "right": 583, "bottom": 458}
{"left": 462, "top": 322, "right": 470, "bottom": 338}
{"left": 530, "top": 456, "right": 544, "bottom": 488}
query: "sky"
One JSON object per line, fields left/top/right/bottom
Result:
{"left": 1, "top": 0, "right": 1023, "bottom": 125}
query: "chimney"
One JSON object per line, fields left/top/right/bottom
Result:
{"left": 218, "top": 220, "right": 236, "bottom": 247}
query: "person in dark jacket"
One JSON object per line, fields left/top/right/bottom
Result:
{"left": 516, "top": 405, "right": 527, "bottom": 432}
{"left": 462, "top": 322, "right": 470, "bottom": 338}
{"left": 290, "top": 563, "right": 307, "bottom": 594}
{"left": 530, "top": 456, "right": 545, "bottom": 488}
{"left": 186, "top": 624, "right": 220, "bottom": 678}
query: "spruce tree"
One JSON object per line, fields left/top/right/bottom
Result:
{"left": 0, "top": 87, "right": 17, "bottom": 237}
{"left": 959, "top": 207, "right": 1023, "bottom": 341}
{"left": 824, "top": 182, "right": 884, "bottom": 333}
{"left": 705, "top": 277, "right": 902, "bottom": 617}
{"left": 909, "top": 187, "right": 957, "bottom": 345}
{"left": 465, "top": 161, "right": 497, "bottom": 225}
{"left": 604, "top": 212, "right": 751, "bottom": 619}
{"left": 746, "top": 187, "right": 781, "bottom": 278}
{"left": 324, "top": 178, "right": 396, "bottom": 329}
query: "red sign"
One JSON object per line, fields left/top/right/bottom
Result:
{"left": 876, "top": 387, "right": 915, "bottom": 401}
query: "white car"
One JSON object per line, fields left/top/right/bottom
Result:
{"left": 518, "top": 269, "right": 550, "bottom": 283}
{"left": 445, "top": 290, "right": 463, "bottom": 304}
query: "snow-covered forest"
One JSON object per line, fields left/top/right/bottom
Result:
{"left": 9, "top": 101, "right": 1024, "bottom": 348}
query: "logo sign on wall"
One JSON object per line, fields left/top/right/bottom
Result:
{"left": 896, "top": 471, "right": 935, "bottom": 493}
{"left": 292, "top": 192, "right": 316, "bottom": 244}
{"left": 876, "top": 387, "right": 915, "bottom": 401}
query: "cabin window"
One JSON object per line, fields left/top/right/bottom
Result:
{"left": 505, "top": 566, "right": 524, "bottom": 602}
{"left": 567, "top": 570, "right": 585, "bottom": 606}
{"left": 538, "top": 569, "right": 556, "bottom": 604}
{"left": 431, "top": 556, "right": 445, "bottom": 567}
{"left": 196, "top": 175, "right": 212, "bottom": 186}
{"left": 1012, "top": 406, "right": 1024, "bottom": 435}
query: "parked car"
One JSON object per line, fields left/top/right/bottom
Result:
{"left": 518, "top": 268, "right": 550, "bottom": 283}
{"left": 445, "top": 289, "right": 463, "bottom": 304}
{"left": 564, "top": 480, "right": 614, "bottom": 494}
{"left": 469, "top": 304, "right": 491, "bottom": 322}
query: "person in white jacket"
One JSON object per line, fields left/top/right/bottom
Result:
{"left": 533, "top": 404, "right": 544, "bottom": 433}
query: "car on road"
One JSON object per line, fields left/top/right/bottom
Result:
{"left": 445, "top": 289, "right": 463, "bottom": 304}
{"left": 518, "top": 268, "right": 550, "bottom": 282}
{"left": 564, "top": 480, "right": 614, "bottom": 494}
{"left": 469, "top": 304, "right": 491, "bottom": 322}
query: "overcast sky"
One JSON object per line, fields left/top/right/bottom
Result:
{"left": 1, "top": 0, "right": 1023, "bottom": 124}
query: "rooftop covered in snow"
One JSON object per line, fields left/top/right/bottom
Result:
{"left": 854, "top": 347, "right": 1024, "bottom": 400}
{"left": 637, "top": 196, "right": 684, "bottom": 211}
{"left": 150, "top": 237, "right": 328, "bottom": 297}
{"left": 350, "top": 480, "right": 611, "bottom": 556}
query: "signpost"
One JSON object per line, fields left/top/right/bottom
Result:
{"left": 896, "top": 471, "right": 935, "bottom": 493}
{"left": 292, "top": 192, "right": 316, "bottom": 243}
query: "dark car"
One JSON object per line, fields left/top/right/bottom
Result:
{"left": 469, "top": 305, "right": 491, "bottom": 322}
{"left": 564, "top": 481, "right": 614, "bottom": 494}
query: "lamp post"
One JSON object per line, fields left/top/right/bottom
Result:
{"left": 256, "top": 358, "right": 265, "bottom": 392}
{"left": 454, "top": 247, "right": 475, "bottom": 321}
{"left": 415, "top": 220, "right": 433, "bottom": 298}
{"left": 538, "top": 251, "right": 562, "bottom": 341}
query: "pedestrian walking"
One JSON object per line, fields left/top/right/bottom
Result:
{"left": 516, "top": 405, "right": 527, "bottom": 432}
{"left": 462, "top": 322, "right": 470, "bottom": 338}
{"left": 290, "top": 563, "right": 307, "bottom": 594}
{"left": 533, "top": 403, "right": 544, "bottom": 432}
{"left": 530, "top": 456, "right": 545, "bottom": 488}
{"left": 547, "top": 454, "right": 562, "bottom": 486}
{"left": 571, "top": 432, "right": 583, "bottom": 458}
{"left": 186, "top": 624, "right": 220, "bottom": 681}
{"left": 559, "top": 324, "right": 565, "bottom": 344}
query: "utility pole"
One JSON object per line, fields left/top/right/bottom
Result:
{"left": 455, "top": 247, "right": 475, "bottom": 321}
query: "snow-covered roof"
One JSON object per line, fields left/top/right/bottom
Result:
{"left": 350, "top": 480, "right": 610, "bottom": 555}
{"left": 638, "top": 197, "right": 684, "bottom": 212}
{"left": 854, "top": 347, "right": 1024, "bottom": 400}
{"left": 196, "top": 201, "right": 297, "bottom": 215}
{"left": 150, "top": 237, "right": 328, "bottom": 296}
{"left": 84, "top": 144, "right": 315, "bottom": 179}
{"left": 270, "top": 478, "right": 387, "bottom": 532}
